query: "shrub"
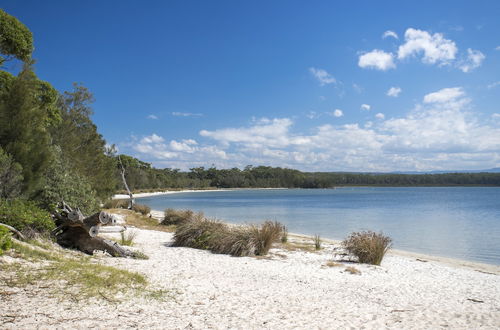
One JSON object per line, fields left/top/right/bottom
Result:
{"left": 0, "top": 226, "right": 12, "bottom": 255}
{"left": 314, "top": 234, "right": 321, "bottom": 250}
{"left": 173, "top": 218, "right": 283, "bottom": 257}
{"left": 342, "top": 231, "right": 392, "bottom": 265}
{"left": 0, "top": 199, "right": 55, "bottom": 234}
{"left": 103, "top": 199, "right": 130, "bottom": 209}
{"left": 161, "top": 208, "right": 203, "bottom": 226}
{"left": 132, "top": 204, "right": 150, "bottom": 215}
{"left": 37, "top": 147, "right": 100, "bottom": 215}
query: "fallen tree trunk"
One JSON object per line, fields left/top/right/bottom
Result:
{"left": 52, "top": 202, "right": 132, "bottom": 257}
{"left": 0, "top": 223, "right": 26, "bottom": 240}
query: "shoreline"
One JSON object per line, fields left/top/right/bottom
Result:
{"left": 112, "top": 187, "right": 288, "bottom": 200}
{"left": 149, "top": 208, "right": 500, "bottom": 273}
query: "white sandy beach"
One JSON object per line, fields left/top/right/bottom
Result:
{"left": 1, "top": 209, "right": 499, "bottom": 329}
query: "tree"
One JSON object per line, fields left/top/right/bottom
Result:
{"left": 50, "top": 83, "right": 117, "bottom": 199}
{"left": 0, "top": 9, "right": 33, "bottom": 65}
{"left": 0, "top": 63, "right": 57, "bottom": 196}
{"left": 0, "top": 146, "right": 23, "bottom": 199}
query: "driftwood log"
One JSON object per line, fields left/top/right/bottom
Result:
{"left": 52, "top": 202, "right": 131, "bottom": 257}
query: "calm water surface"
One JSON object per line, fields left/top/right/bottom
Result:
{"left": 138, "top": 187, "right": 500, "bottom": 265}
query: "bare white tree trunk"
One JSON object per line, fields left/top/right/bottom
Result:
{"left": 118, "top": 155, "right": 134, "bottom": 209}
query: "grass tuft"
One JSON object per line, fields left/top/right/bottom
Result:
{"left": 342, "top": 230, "right": 392, "bottom": 265}
{"left": 132, "top": 204, "right": 151, "bottom": 215}
{"left": 162, "top": 208, "right": 204, "bottom": 226}
{"left": 173, "top": 217, "right": 283, "bottom": 257}
{"left": 120, "top": 230, "right": 138, "bottom": 246}
{"left": 280, "top": 225, "right": 288, "bottom": 243}
{"left": 313, "top": 234, "right": 321, "bottom": 250}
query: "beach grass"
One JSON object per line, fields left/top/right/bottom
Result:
{"left": 173, "top": 217, "right": 283, "bottom": 257}
{"left": 342, "top": 231, "right": 392, "bottom": 265}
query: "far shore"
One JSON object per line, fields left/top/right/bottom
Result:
{"left": 112, "top": 187, "right": 288, "bottom": 200}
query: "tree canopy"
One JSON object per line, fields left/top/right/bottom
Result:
{"left": 0, "top": 9, "right": 33, "bottom": 65}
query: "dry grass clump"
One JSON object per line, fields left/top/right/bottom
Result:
{"left": 173, "top": 218, "right": 283, "bottom": 257}
{"left": 342, "top": 230, "right": 392, "bottom": 265}
{"left": 324, "top": 260, "right": 342, "bottom": 267}
{"left": 161, "top": 208, "right": 204, "bottom": 226}
{"left": 132, "top": 203, "right": 151, "bottom": 215}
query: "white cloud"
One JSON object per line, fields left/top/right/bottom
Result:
{"left": 332, "top": 109, "right": 344, "bottom": 117}
{"left": 423, "top": 87, "right": 464, "bottom": 104}
{"left": 459, "top": 48, "right": 485, "bottom": 73}
{"left": 386, "top": 87, "right": 402, "bottom": 97}
{"left": 496, "top": 46, "right": 500, "bottom": 51}
{"left": 397, "top": 28, "right": 457, "bottom": 65}
{"left": 306, "top": 111, "right": 320, "bottom": 119}
{"left": 147, "top": 114, "right": 158, "bottom": 120}
{"left": 382, "top": 30, "right": 398, "bottom": 39}
{"left": 172, "top": 112, "right": 203, "bottom": 117}
{"left": 358, "top": 50, "right": 396, "bottom": 70}
{"left": 129, "top": 89, "right": 500, "bottom": 172}
{"left": 487, "top": 81, "right": 500, "bottom": 89}
{"left": 309, "top": 67, "right": 336, "bottom": 86}
{"left": 361, "top": 104, "right": 371, "bottom": 111}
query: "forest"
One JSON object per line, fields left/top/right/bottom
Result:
{"left": 1, "top": 7, "right": 500, "bottom": 221}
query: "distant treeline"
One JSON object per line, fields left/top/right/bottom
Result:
{"left": 117, "top": 155, "right": 500, "bottom": 191}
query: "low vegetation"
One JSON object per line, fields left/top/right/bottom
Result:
{"left": 162, "top": 208, "right": 204, "bottom": 226}
{"left": 104, "top": 208, "right": 173, "bottom": 232}
{"left": 0, "top": 226, "right": 12, "bottom": 255}
{"left": 314, "top": 234, "right": 322, "bottom": 250}
{"left": 281, "top": 225, "right": 288, "bottom": 243}
{"left": 1, "top": 238, "right": 165, "bottom": 301}
{"left": 132, "top": 203, "right": 151, "bottom": 215}
{"left": 103, "top": 199, "right": 130, "bottom": 209}
{"left": 173, "top": 217, "right": 283, "bottom": 257}
{"left": 344, "top": 266, "right": 361, "bottom": 275}
{"left": 0, "top": 199, "right": 55, "bottom": 235}
{"left": 342, "top": 231, "right": 392, "bottom": 265}
{"left": 120, "top": 230, "right": 138, "bottom": 246}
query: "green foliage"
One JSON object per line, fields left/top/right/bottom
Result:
{"left": 0, "top": 9, "right": 33, "bottom": 64}
{"left": 281, "top": 225, "right": 288, "bottom": 243}
{"left": 313, "top": 234, "right": 321, "bottom": 250}
{"left": 161, "top": 208, "right": 203, "bottom": 225}
{"left": 0, "top": 226, "right": 12, "bottom": 255}
{"left": 0, "top": 199, "right": 55, "bottom": 233}
{"left": 173, "top": 217, "right": 282, "bottom": 257}
{"left": 119, "top": 230, "right": 138, "bottom": 246}
{"left": 0, "top": 147, "right": 23, "bottom": 199}
{"left": 132, "top": 203, "right": 150, "bottom": 215}
{"left": 342, "top": 231, "right": 392, "bottom": 265}
{"left": 37, "top": 146, "right": 100, "bottom": 214}
{"left": 0, "top": 64, "right": 57, "bottom": 196}
{"left": 50, "top": 83, "right": 117, "bottom": 200}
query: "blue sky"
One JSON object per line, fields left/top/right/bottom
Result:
{"left": 3, "top": 1, "right": 500, "bottom": 171}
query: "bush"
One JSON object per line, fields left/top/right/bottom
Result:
{"left": 37, "top": 146, "right": 101, "bottom": 215}
{"left": 0, "top": 226, "right": 12, "bottom": 255}
{"left": 173, "top": 218, "right": 283, "bottom": 257}
{"left": 342, "top": 231, "right": 392, "bottom": 265}
{"left": 161, "top": 208, "right": 203, "bottom": 226}
{"left": 132, "top": 204, "right": 150, "bottom": 215}
{"left": 0, "top": 199, "right": 55, "bottom": 234}
{"left": 103, "top": 199, "right": 130, "bottom": 209}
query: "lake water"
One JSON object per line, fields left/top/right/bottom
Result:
{"left": 138, "top": 187, "right": 500, "bottom": 265}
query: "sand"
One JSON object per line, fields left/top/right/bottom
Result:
{"left": 1, "top": 211, "right": 499, "bottom": 329}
